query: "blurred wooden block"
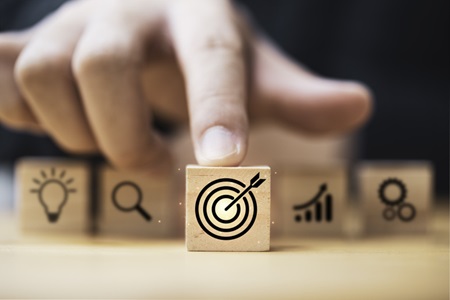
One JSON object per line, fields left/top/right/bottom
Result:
{"left": 186, "top": 165, "right": 271, "bottom": 252}
{"left": 357, "top": 161, "right": 433, "bottom": 234}
{"left": 16, "top": 158, "right": 90, "bottom": 236}
{"left": 276, "top": 165, "right": 347, "bottom": 236}
{"left": 97, "top": 166, "right": 175, "bottom": 238}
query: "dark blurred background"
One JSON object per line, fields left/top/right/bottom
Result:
{"left": 0, "top": 0, "right": 448, "bottom": 196}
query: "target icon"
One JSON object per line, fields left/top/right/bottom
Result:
{"left": 195, "top": 173, "right": 266, "bottom": 240}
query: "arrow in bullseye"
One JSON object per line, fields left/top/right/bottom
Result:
{"left": 224, "top": 173, "right": 266, "bottom": 211}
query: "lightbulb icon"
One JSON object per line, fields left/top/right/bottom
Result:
{"left": 30, "top": 168, "right": 76, "bottom": 223}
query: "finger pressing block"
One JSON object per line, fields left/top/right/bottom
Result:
{"left": 186, "top": 165, "right": 271, "bottom": 252}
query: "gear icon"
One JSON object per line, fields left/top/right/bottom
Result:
{"left": 378, "top": 178, "right": 407, "bottom": 206}
{"left": 382, "top": 207, "right": 397, "bottom": 221}
{"left": 398, "top": 203, "right": 416, "bottom": 222}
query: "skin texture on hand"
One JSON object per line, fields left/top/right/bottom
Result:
{"left": 0, "top": 0, "right": 372, "bottom": 173}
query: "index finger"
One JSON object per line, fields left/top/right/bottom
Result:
{"left": 168, "top": 0, "right": 249, "bottom": 166}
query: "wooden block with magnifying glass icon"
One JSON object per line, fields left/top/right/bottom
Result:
{"left": 186, "top": 165, "right": 271, "bottom": 252}
{"left": 96, "top": 165, "right": 175, "bottom": 238}
{"left": 357, "top": 161, "right": 433, "bottom": 234}
{"left": 16, "top": 158, "right": 91, "bottom": 236}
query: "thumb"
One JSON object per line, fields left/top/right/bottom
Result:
{"left": 252, "top": 38, "right": 373, "bottom": 135}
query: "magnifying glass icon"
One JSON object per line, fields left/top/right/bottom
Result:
{"left": 112, "top": 181, "right": 152, "bottom": 221}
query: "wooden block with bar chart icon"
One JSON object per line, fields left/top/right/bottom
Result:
{"left": 276, "top": 165, "right": 347, "bottom": 236}
{"left": 97, "top": 165, "right": 175, "bottom": 238}
{"left": 16, "top": 158, "right": 91, "bottom": 236}
{"left": 357, "top": 161, "right": 433, "bottom": 234}
{"left": 186, "top": 165, "right": 271, "bottom": 251}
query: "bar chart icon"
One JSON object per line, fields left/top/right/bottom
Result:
{"left": 293, "top": 183, "right": 333, "bottom": 223}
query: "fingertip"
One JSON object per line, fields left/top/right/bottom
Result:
{"left": 271, "top": 77, "right": 374, "bottom": 135}
{"left": 336, "top": 80, "right": 374, "bottom": 131}
{"left": 196, "top": 125, "right": 246, "bottom": 166}
{"left": 102, "top": 131, "right": 173, "bottom": 176}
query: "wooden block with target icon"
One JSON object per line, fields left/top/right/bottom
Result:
{"left": 357, "top": 161, "right": 433, "bottom": 234}
{"left": 276, "top": 165, "right": 347, "bottom": 236}
{"left": 186, "top": 165, "right": 271, "bottom": 252}
{"left": 16, "top": 158, "right": 91, "bottom": 236}
{"left": 96, "top": 165, "right": 175, "bottom": 238}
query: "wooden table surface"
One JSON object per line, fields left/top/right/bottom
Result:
{"left": 0, "top": 207, "right": 448, "bottom": 299}
{"left": 0, "top": 165, "right": 448, "bottom": 299}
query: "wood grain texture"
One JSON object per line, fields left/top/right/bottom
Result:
{"left": 0, "top": 230, "right": 447, "bottom": 299}
{"left": 186, "top": 165, "right": 271, "bottom": 251}
{"left": 97, "top": 165, "right": 176, "bottom": 238}
{"left": 357, "top": 161, "right": 433, "bottom": 234}
{"left": 16, "top": 158, "right": 90, "bottom": 236}
{"left": 276, "top": 164, "right": 347, "bottom": 236}
{"left": 1, "top": 179, "right": 447, "bottom": 299}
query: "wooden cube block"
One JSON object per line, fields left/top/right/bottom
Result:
{"left": 276, "top": 165, "right": 347, "bottom": 236}
{"left": 357, "top": 161, "right": 433, "bottom": 234}
{"left": 16, "top": 158, "right": 90, "bottom": 236}
{"left": 186, "top": 165, "right": 271, "bottom": 251}
{"left": 173, "top": 169, "right": 189, "bottom": 238}
{"left": 97, "top": 166, "right": 175, "bottom": 238}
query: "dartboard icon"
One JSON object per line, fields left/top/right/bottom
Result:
{"left": 195, "top": 173, "right": 266, "bottom": 240}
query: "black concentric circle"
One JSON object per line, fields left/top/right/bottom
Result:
{"left": 195, "top": 178, "right": 258, "bottom": 240}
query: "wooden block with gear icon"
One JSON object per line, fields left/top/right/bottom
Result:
{"left": 96, "top": 165, "right": 176, "bottom": 238}
{"left": 16, "top": 158, "right": 91, "bottom": 236}
{"left": 357, "top": 161, "right": 433, "bottom": 234}
{"left": 186, "top": 165, "right": 271, "bottom": 252}
{"left": 275, "top": 164, "right": 347, "bottom": 236}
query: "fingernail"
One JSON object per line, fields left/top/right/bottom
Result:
{"left": 200, "top": 126, "right": 240, "bottom": 162}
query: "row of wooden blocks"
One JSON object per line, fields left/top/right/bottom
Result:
{"left": 16, "top": 158, "right": 433, "bottom": 250}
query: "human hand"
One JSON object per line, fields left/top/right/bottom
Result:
{"left": 0, "top": 0, "right": 371, "bottom": 172}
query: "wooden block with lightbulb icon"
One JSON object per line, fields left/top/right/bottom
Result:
{"left": 16, "top": 158, "right": 91, "bottom": 236}
{"left": 275, "top": 164, "right": 347, "bottom": 236}
{"left": 186, "top": 165, "right": 271, "bottom": 252}
{"left": 357, "top": 161, "right": 433, "bottom": 234}
{"left": 96, "top": 165, "right": 176, "bottom": 238}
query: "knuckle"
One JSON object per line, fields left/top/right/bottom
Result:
{"left": 73, "top": 46, "right": 138, "bottom": 79}
{"left": 15, "top": 51, "right": 69, "bottom": 88}
{"left": 196, "top": 90, "right": 243, "bottom": 104}
{"left": 192, "top": 90, "right": 246, "bottom": 118}
{"left": 191, "top": 97, "right": 248, "bottom": 132}
{"left": 194, "top": 33, "right": 244, "bottom": 57}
